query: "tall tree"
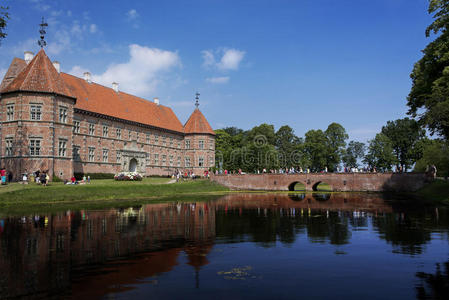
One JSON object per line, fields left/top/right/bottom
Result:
{"left": 342, "top": 141, "right": 365, "bottom": 168}
{"left": 275, "top": 125, "right": 301, "bottom": 168}
{"left": 0, "top": 5, "right": 9, "bottom": 45}
{"left": 304, "top": 129, "right": 328, "bottom": 172}
{"left": 414, "top": 139, "right": 449, "bottom": 177}
{"left": 325, "top": 123, "right": 348, "bottom": 171}
{"left": 364, "top": 133, "right": 397, "bottom": 171}
{"left": 407, "top": 0, "right": 449, "bottom": 140}
{"left": 381, "top": 118, "right": 425, "bottom": 171}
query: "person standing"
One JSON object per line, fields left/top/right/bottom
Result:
{"left": 0, "top": 168, "right": 6, "bottom": 185}
{"left": 39, "top": 172, "right": 47, "bottom": 186}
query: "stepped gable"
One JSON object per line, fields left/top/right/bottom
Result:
{"left": 0, "top": 57, "right": 27, "bottom": 91}
{"left": 61, "top": 73, "right": 184, "bottom": 133}
{"left": 1, "top": 49, "right": 74, "bottom": 99}
{"left": 184, "top": 108, "right": 215, "bottom": 135}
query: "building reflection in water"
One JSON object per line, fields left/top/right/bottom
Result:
{"left": 0, "top": 193, "right": 447, "bottom": 298}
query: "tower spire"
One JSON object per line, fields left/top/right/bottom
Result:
{"left": 38, "top": 17, "right": 48, "bottom": 48}
{"left": 195, "top": 92, "right": 200, "bottom": 109}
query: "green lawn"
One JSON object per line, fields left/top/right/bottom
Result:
{"left": 0, "top": 178, "right": 229, "bottom": 213}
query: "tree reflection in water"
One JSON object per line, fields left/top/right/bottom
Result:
{"left": 416, "top": 261, "right": 449, "bottom": 299}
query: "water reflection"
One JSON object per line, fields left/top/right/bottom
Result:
{"left": 0, "top": 193, "right": 448, "bottom": 299}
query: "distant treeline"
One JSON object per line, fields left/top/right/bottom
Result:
{"left": 214, "top": 118, "right": 449, "bottom": 177}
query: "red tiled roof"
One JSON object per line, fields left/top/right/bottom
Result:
{"left": 61, "top": 73, "right": 184, "bottom": 133}
{"left": 184, "top": 108, "right": 215, "bottom": 135}
{"left": 0, "top": 57, "right": 27, "bottom": 91}
{"left": 1, "top": 49, "right": 74, "bottom": 98}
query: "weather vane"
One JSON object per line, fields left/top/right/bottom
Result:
{"left": 195, "top": 92, "right": 200, "bottom": 109}
{"left": 38, "top": 17, "right": 48, "bottom": 48}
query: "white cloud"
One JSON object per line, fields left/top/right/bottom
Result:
{"left": 47, "top": 29, "right": 71, "bottom": 55}
{"left": 201, "top": 48, "right": 245, "bottom": 71}
{"left": 127, "top": 9, "right": 139, "bottom": 20}
{"left": 206, "top": 76, "right": 229, "bottom": 84}
{"left": 69, "top": 44, "right": 181, "bottom": 97}
{"left": 218, "top": 49, "right": 245, "bottom": 70}
{"left": 89, "top": 24, "right": 98, "bottom": 34}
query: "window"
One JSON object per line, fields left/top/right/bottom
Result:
{"left": 102, "top": 149, "right": 109, "bottom": 162}
{"left": 5, "top": 138, "right": 13, "bottom": 156}
{"left": 116, "top": 128, "right": 121, "bottom": 139}
{"left": 154, "top": 154, "right": 159, "bottom": 165}
{"left": 199, "top": 156, "right": 204, "bottom": 167}
{"left": 58, "top": 139, "right": 67, "bottom": 157}
{"left": 59, "top": 107, "right": 67, "bottom": 123}
{"left": 103, "top": 125, "right": 109, "bottom": 137}
{"left": 209, "top": 156, "right": 214, "bottom": 165}
{"left": 169, "top": 155, "right": 173, "bottom": 166}
{"left": 29, "top": 139, "right": 41, "bottom": 156}
{"left": 128, "top": 130, "right": 132, "bottom": 140}
{"left": 73, "top": 121, "right": 80, "bottom": 133}
{"left": 116, "top": 151, "right": 121, "bottom": 162}
{"left": 6, "top": 105, "right": 14, "bottom": 121}
{"left": 199, "top": 140, "right": 204, "bottom": 149}
{"left": 209, "top": 139, "right": 214, "bottom": 150}
{"left": 30, "top": 105, "right": 42, "bottom": 120}
{"left": 177, "top": 156, "right": 181, "bottom": 167}
{"left": 73, "top": 146, "right": 80, "bottom": 161}
{"left": 170, "top": 137, "right": 173, "bottom": 147}
{"left": 136, "top": 132, "right": 139, "bottom": 141}
{"left": 88, "top": 147, "right": 95, "bottom": 161}
{"left": 162, "top": 155, "right": 166, "bottom": 166}
{"left": 162, "top": 136, "right": 166, "bottom": 146}
{"left": 185, "top": 157, "right": 191, "bottom": 167}
{"left": 88, "top": 123, "right": 95, "bottom": 135}
{"left": 178, "top": 141, "right": 181, "bottom": 149}
{"left": 146, "top": 134, "right": 150, "bottom": 144}
{"left": 155, "top": 134, "right": 159, "bottom": 144}
{"left": 185, "top": 140, "right": 190, "bottom": 149}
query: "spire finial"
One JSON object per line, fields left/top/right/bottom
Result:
{"left": 195, "top": 92, "right": 200, "bottom": 109}
{"left": 38, "top": 17, "right": 48, "bottom": 48}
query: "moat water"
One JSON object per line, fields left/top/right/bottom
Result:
{"left": 0, "top": 193, "right": 448, "bottom": 299}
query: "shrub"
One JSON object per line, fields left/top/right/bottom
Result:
{"left": 52, "top": 175, "right": 63, "bottom": 182}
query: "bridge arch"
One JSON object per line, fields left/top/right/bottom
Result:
{"left": 312, "top": 181, "right": 332, "bottom": 192}
{"left": 288, "top": 181, "right": 306, "bottom": 191}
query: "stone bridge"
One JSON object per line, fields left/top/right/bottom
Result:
{"left": 211, "top": 173, "right": 430, "bottom": 192}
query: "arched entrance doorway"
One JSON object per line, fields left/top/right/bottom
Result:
{"left": 129, "top": 158, "right": 137, "bottom": 172}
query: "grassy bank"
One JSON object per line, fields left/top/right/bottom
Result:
{"left": 0, "top": 178, "right": 229, "bottom": 211}
{"left": 414, "top": 179, "right": 449, "bottom": 205}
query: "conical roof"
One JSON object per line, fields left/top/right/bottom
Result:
{"left": 1, "top": 49, "right": 74, "bottom": 98}
{"left": 184, "top": 108, "right": 215, "bottom": 135}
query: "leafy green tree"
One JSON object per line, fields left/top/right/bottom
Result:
{"left": 381, "top": 118, "right": 425, "bottom": 171}
{"left": 275, "top": 125, "right": 301, "bottom": 168}
{"left": 342, "top": 141, "right": 365, "bottom": 168}
{"left": 364, "top": 133, "right": 397, "bottom": 171}
{"left": 304, "top": 129, "right": 328, "bottom": 171}
{"left": 325, "top": 123, "right": 348, "bottom": 171}
{"left": 244, "top": 124, "right": 278, "bottom": 171}
{"left": 0, "top": 6, "right": 9, "bottom": 45}
{"left": 414, "top": 139, "right": 449, "bottom": 177}
{"left": 407, "top": 0, "right": 449, "bottom": 140}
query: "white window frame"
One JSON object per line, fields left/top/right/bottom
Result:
{"left": 30, "top": 105, "right": 42, "bottom": 121}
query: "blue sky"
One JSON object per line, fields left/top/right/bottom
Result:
{"left": 0, "top": 0, "right": 434, "bottom": 142}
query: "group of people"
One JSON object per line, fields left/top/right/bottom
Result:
{"left": 214, "top": 166, "right": 383, "bottom": 175}
{"left": 65, "top": 175, "right": 91, "bottom": 185}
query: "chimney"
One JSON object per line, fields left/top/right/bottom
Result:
{"left": 52, "top": 61, "right": 60, "bottom": 73}
{"left": 83, "top": 72, "right": 92, "bottom": 83}
{"left": 24, "top": 51, "right": 34, "bottom": 64}
{"left": 154, "top": 97, "right": 159, "bottom": 105}
{"left": 112, "top": 82, "right": 119, "bottom": 93}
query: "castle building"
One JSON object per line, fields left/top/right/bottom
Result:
{"left": 0, "top": 49, "right": 215, "bottom": 180}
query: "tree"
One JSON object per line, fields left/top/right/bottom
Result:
{"left": 304, "top": 129, "right": 328, "bottom": 171}
{"left": 342, "top": 141, "right": 365, "bottom": 168}
{"left": 381, "top": 118, "right": 425, "bottom": 171}
{"left": 407, "top": 0, "right": 449, "bottom": 140}
{"left": 325, "top": 123, "right": 348, "bottom": 171}
{"left": 364, "top": 133, "right": 397, "bottom": 171}
{"left": 275, "top": 125, "right": 301, "bottom": 168}
{"left": 0, "top": 5, "right": 8, "bottom": 45}
{"left": 414, "top": 139, "right": 449, "bottom": 177}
